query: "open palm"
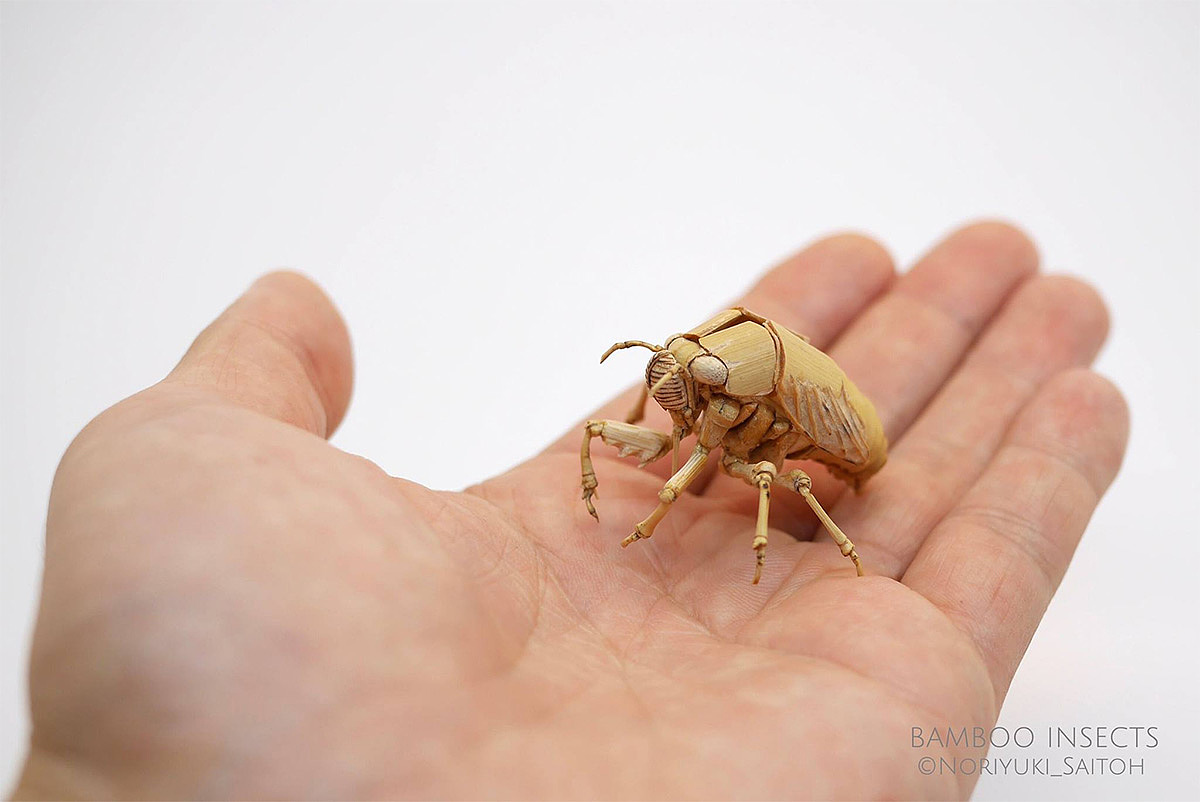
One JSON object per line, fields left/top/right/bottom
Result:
{"left": 15, "top": 223, "right": 1128, "bottom": 800}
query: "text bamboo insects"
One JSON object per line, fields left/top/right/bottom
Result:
{"left": 580, "top": 307, "right": 887, "bottom": 583}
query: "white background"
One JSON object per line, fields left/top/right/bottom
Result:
{"left": 2, "top": 2, "right": 1197, "bottom": 798}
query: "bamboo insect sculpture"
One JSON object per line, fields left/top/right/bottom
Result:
{"left": 580, "top": 307, "right": 888, "bottom": 583}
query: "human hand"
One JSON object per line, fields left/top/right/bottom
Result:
{"left": 14, "top": 222, "right": 1128, "bottom": 799}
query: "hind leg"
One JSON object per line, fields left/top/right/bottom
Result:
{"left": 777, "top": 468, "right": 864, "bottom": 576}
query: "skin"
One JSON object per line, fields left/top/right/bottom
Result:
{"left": 13, "top": 222, "right": 1129, "bottom": 800}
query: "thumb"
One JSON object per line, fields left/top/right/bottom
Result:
{"left": 165, "top": 271, "right": 354, "bottom": 438}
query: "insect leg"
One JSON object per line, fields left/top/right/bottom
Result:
{"left": 622, "top": 397, "right": 742, "bottom": 547}
{"left": 721, "top": 458, "right": 864, "bottom": 579}
{"left": 718, "top": 456, "right": 779, "bottom": 583}
{"left": 750, "top": 461, "right": 777, "bottom": 584}
{"left": 624, "top": 385, "right": 649, "bottom": 424}
{"left": 580, "top": 420, "right": 673, "bottom": 520}
{"left": 778, "top": 469, "right": 865, "bottom": 577}
{"left": 622, "top": 443, "right": 711, "bottom": 547}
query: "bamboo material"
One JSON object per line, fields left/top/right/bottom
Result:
{"left": 622, "top": 444, "right": 711, "bottom": 546}
{"left": 582, "top": 306, "right": 887, "bottom": 583}
{"left": 752, "top": 461, "right": 775, "bottom": 584}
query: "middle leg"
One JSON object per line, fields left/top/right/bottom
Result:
{"left": 721, "top": 456, "right": 865, "bottom": 579}
{"left": 719, "top": 456, "right": 778, "bottom": 583}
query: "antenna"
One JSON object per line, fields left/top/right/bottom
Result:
{"left": 599, "top": 340, "right": 662, "bottom": 363}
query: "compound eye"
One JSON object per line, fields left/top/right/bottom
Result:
{"left": 690, "top": 354, "right": 729, "bottom": 386}
{"left": 646, "top": 352, "right": 687, "bottom": 410}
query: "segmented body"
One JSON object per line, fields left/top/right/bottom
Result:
{"left": 581, "top": 307, "right": 886, "bottom": 581}
{"left": 667, "top": 307, "right": 887, "bottom": 486}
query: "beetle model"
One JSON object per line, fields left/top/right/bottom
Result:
{"left": 580, "top": 307, "right": 887, "bottom": 583}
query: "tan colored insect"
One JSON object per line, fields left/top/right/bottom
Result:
{"left": 580, "top": 307, "right": 887, "bottom": 583}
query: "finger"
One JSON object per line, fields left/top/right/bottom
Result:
{"left": 902, "top": 370, "right": 1129, "bottom": 702}
{"left": 543, "top": 233, "right": 896, "bottom": 476}
{"left": 827, "top": 275, "right": 1111, "bottom": 577}
{"left": 706, "top": 220, "right": 1039, "bottom": 532}
{"left": 737, "top": 232, "right": 897, "bottom": 340}
{"left": 164, "top": 271, "right": 354, "bottom": 438}
{"left": 840, "top": 220, "right": 1042, "bottom": 437}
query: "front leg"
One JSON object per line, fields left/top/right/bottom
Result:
{"left": 580, "top": 420, "right": 673, "bottom": 519}
{"left": 622, "top": 395, "right": 743, "bottom": 546}
{"left": 624, "top": 385, "right": 649, "bottom": 424}
{"left": 621, "top": 442, "right": 712, "bottom": 546}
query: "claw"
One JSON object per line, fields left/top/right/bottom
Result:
{"left": 581, "top": 482, "right": 599, "bottom": 521}
{"left": 752, "top": 538, "right": 766, "bottom": 584}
